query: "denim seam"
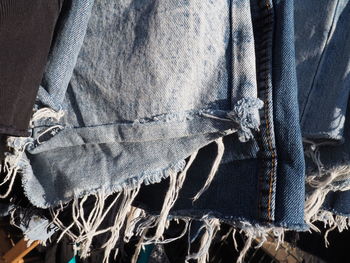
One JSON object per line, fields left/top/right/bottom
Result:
{"left": 265, "top": 70, "right": 276, "bottom": 222}
{"left": 254, "top": 0, "right": 277, "bottom": 223}
{"left": 28, "top": 106, "right": 265, "bottom": 153}
{"left": 299, "top": 0, "right": 340, "bottom": 123}
{"left": 20, "top": 156, "right": 187, "bottom": 208}
{"left": 264, "top": 0, "right": 276, "bottom": 224}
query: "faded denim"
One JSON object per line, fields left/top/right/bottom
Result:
{"left": 21, "top": 0, "right": 264, "bottom": 209}
{"left": 1, "top": 0, "right": 349, "bottom": 261}
{"left": 136, "top": 0, "right": 306, "bottom": 230}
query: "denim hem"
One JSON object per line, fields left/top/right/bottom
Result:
{"left": 302, "top": 131, "right": 344, "bottom": 143}
{"left": 28, "top": 105, "right": 264, "bottom": 154}
{"left": 320, "top": 207, "right": 350, "bottom": 218}
{"left": 147, "top": 209, "right": 308, "bottom": 231}
{"left": 21, "top": 157, "right": 187, "bottom": 209}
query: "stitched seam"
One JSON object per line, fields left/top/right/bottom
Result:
{"left": 264, "top": 0, "right": 276, "bottom": 224}
{"left": 254, "top": 0, "right": 276, "bottom": 223}
{"left": 264, "top": 76, "right": 276, "bottom": 222}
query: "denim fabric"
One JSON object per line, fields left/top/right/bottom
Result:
{"left": 294, "top": 0, "right": 350, "bottom": 230}
{"left": 37, "top": 0, "right": 95, "bottom": 111}
{"left": 21, "top": 0, "right": 264, "bottom": 209}
{"left": 135, "top": 0, "right": 306, "bottom": 230}
{"left": 3, "top": 0, "right": 350, "bottom": 260}
{"left": 296, "top": 0, "right": 350, "bottom": 142}
{"left": 4, "top": 1, "right": 349, "bottom": 258}
{"left": 323, "top": 190, "right": 350, "bottom": 217}
{"left": 272, "top": 0, "right": 305, "bottom": 227}
{"left": 135, "top": 136, "right": 262, "bottom": 224}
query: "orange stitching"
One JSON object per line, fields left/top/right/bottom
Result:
{"left": 264, "top": 0, "right": 276, "bottom": 223}
{"left": 257, "top": 0, "right": 276, "bottom": 222}
{"left": 264, "top": 76, "right": 277, "bottom": 222}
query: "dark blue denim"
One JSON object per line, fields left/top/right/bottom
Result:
{"left": 272, "top": 0, "right": 305, "bottom": 227}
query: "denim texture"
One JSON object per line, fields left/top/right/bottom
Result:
{"left": 1, "top": 0, "right": 349, "bottom": 261}
{"left": 21, "top": 0, "right": 265, "bottom": 209}
{"left": 37, "top": 0, "right": 95, "bottom": 111}
{"left": 296, "top": 0, "right": 350, "bottom": 142}
{"left": 135, "top": 0, "right": 306, "bottom": 230}
{"left": 293, "top": 0, "right": 350, "bottom": 232}
{"left": 272, "top": 0, "right": 305, "bottom": 227}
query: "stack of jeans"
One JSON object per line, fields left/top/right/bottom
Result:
{"left": 0, "top": 0, "right": 349, "bottom": 262}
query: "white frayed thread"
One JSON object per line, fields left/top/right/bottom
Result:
{"left": 201, "top": 98, "right": 264, "bottom": 142}
{"left": 144, "top": 151, "right": 198, "bottom": 243}
{"left": 304, "top": 140, "right": 324, "bottom": 176}
{"left": 305, "top": 166, "right": 350, "bottom": 230}
{"left": 50, "top": 196, "right": 287, "bottom": 263}
{"left": 236, "top": 225, "right": 285, "bottom": 263}
{"left": 31, "top": 107, "right": 64, "bottom": 124}
{"left": 0, "top": 107, "right": 64, "bottom": 199}
{"left": 192, "top": 138, "right": 225, "bottom": 202}
{"left": 304, "top": 142, "right": 350, "bottom": 231}
{"left": 232, "top": 229, "right": 239, "bottom": 251}
{"left": 136, "top": 217, "right": 283, "bottom": 263}
{"left": 185, "top": 217, "right": 221, "bottom": 263}
{"left": 124, "top": 207, "right": 146, "bottom": 243}
{"left": 50, "top": 187, "right": 141, "bottom": 261}
{"left": 0, "top": 139, "right": 32, "bottom": 198}
{"left": 130, "top": 228, "right": 148, "bottom": 263}
{"left": 35, "top": 125, "right": 64, "bottom": 145}
{"left": 227, "top": 98, "right": 264, "bottom": 142}
{"left": 236, "top": 234, "right": 252, "bottom": 263}
{"left": 102, "top": 187, "right": 141, "bottom": 263}
{"left": 72, "top": 191, "right": 122, "bottom": 258}
{"left": 312, "top": 210, "right": 350, "bottom": 247}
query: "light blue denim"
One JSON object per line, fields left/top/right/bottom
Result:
{"left": 22, "top": 0, "right": 263, "bottom": 209}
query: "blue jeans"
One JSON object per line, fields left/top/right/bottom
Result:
{"left": 1, "top": 0, "right": 349, "bottom": 260}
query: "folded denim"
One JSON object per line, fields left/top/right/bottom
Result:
{"left": 0, "top": 0, "right": 349, "bottom": 262}
{"left": 10, "top": 0, "right": 264, "bottom": 209}
{"left": 0, "top": 0, "right": 63, "bottom": 136}
{"left": 0, "top": 0, "right": 271, "bottom": 260}
{"left": 136, "top": 0, "right": 306, "bottom": 230}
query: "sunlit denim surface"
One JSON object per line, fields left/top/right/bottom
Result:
{"left": 0, "top": 0, "right": 349, "bottom": 260}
